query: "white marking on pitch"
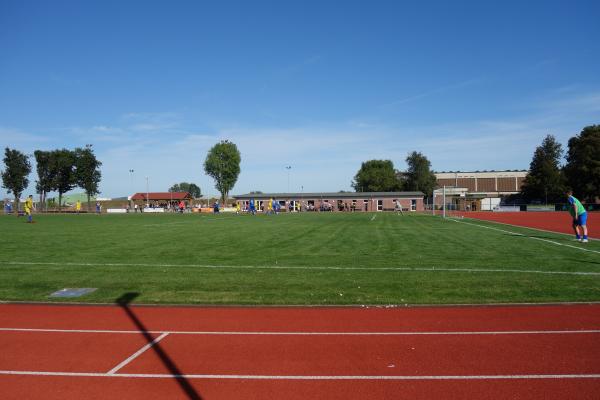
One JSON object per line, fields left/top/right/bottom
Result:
{"left": 106, "top": 332, "right": 169, "bottom": 374}
{"left": 449, "top": 218, "right": 600, "bottom": 255}
{"left": 143, "top": 215, "right": 236, "bottom": 227}
{"left": 1, "top": 327, "right": 599, "bottom": 336}
{"left": 370, "top": 214, "right": 376, "bottom": 221}
{"left": 0, "top": 370, "right": 599, "bottom": 380}
{"left": 2, "top": 261, "right": 599, "bottom": 277}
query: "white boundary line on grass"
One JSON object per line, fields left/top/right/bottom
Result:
{"left": 106, "top": 332, "right": 169, "bottom": 374}
{"left": 0, "top": 370, "right": 599, "bottom": 380}
{"left": 143, "top": 215, "right": 237, "bottom": 227}
{"left": 1, "top": 327, "right": 600, "bottom": 336}
{"left": 448, "top": 218, "right": 600, "bottom": 255}
{"left": 1, "top": 261, "right": 599, "bottom": 276}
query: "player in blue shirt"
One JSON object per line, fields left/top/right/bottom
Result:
{"left": 249, "top": 198, "right": 256, "bottom": 215}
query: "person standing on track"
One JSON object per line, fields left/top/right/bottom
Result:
{"left": 567, "top": 190, "right": 588, "bottom": 243}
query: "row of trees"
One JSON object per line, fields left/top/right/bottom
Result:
{"left": 352, "top": 151, "right": 437, "bottom": 196}
{"left": 521, "top": 125, "right": 600, "bottom": 203}
{"left": 1, "top": 145, "right": 102, "bottom": 213}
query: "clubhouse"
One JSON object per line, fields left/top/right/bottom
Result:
{"left": 233, "top": 192, "right": 425, "bottom": 212}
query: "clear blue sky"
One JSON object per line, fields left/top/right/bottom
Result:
{"left": 1, "top": 0, "right": 599, "bottom": 199}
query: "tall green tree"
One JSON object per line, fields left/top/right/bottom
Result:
{"left": 204, "top": 140, "right": 241, "bottom": 203}
{"left": 34, "top": 150, "right": 54, "bottom": 211}
{"left": 521, "top": 134, "right": 565, "bottom": 203}
{"left": 351, "top": 160, "right": 402, "bottom": 192}
{"left": 169, "top": 182, "right": 201, "bottom": 198}
{"left": 1, "top": 148, "right": 31, "bottom": 215}
{"left": 73, "top": 144, "right": 102, "bottom": 212}
{"left": 564, "top": 125, "right": 600, "bottom": 202}
{"left": 74, "top": 145, "right": 102, "bottom": 211}
{"left": 404, "top": 151, "right": 437, "bottom": 196}
{"left": 50, "top": 149, "right": 76, "bottom": 211}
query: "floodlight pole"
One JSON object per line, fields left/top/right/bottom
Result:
{"left": 129, "top": 169, "right": 134, "bottom": 194}
{"left": 285, "top": 165, "right": 291, "bottom": 193}
{"left": 145, "top": 176, "right": 149, "bottom": 208}
{"left": 442, "top": 185, "right": 446, "bottom": 219}
{"left": 129, "top": 169, "right": 134, "bottom": 205}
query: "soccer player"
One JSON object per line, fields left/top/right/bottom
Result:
{"left": 249, "top": 198, "right": 256, "bottom": 215}
{"left": 395, "top": 200, "right": 404, "bottom": 216}
{"left": 76, "top": 200, "right": 81, "bottom": 214}
{"left": 24, "top": 195, "right": 34, "bottom": 223}
{"left": 567, "top": 190, "right": 588, "bottom": 243}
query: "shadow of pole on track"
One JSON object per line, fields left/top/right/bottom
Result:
{"left": 116, "top": 292, "right": 203, "bottom": 400}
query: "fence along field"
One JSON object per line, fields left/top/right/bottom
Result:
{"left": 0, "top": 212, "right": 598, "bottom": 305}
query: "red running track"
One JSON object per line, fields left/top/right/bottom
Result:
{"left": 454, "top": 211, "right": 597, "bottom": 239}
{"left": 0, "top": 303, "right": 599, "bottom": 399}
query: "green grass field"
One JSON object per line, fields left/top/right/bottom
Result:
{"left": 0, "top": 212, "right": 598, "bottom": 305}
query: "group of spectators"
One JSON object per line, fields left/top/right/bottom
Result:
{"left": 127, "top": 200, "right": 187, "bottom": 213}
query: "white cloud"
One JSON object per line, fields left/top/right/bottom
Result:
{"left": 3, "top": 86, "right": 598, "bottom": 199}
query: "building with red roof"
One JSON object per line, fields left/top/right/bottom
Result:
{"left": 130, "top": 192, "right": 193, "bottom": 201}
{"left": 129, "top": 192, "right": 194, "bottom": 210}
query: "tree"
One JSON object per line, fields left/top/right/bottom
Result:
{"left": 34, "top": 150, "right": 54, "bottom": 211}
{"left": 169, "top": 182, "right": 201, "bottom": 198}
{"left": 1, "top": 148, "right": 31, "bottom": 216}
{"left": 404, "top": 151, "right": 437, "bottom": 197}
{"left": 50, "top": 149, "right": 76, "bottom": 211}
{"left": 351, "top": 160, "right": 402, "bottom": 192}
{"left": 204, "top": 140, "right": 241, "bottom": 203}
{"left": 74, "top": 145, "right": 102, "bottom": 211}
{"left": 564, "top": 125, "right": 600, "bottom": 202}
{"left": 521, "top": 135, "right": 565, "bottom": 203}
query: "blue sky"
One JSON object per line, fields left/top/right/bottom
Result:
{"left": 1, "top": 0, "right": 599, "bottom": 199}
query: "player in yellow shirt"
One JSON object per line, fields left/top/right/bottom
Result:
{"left": 76, "top": 200, "right": 81, "bottom": 214}
{"left": 24, "top": 195, "right": 34, "bottom": 223}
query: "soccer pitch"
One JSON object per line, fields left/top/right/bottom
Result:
{"left": 0, "top": 212, "right": 598, "bottom": 305}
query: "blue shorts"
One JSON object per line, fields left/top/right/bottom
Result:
{"left": 577, "top": 212, "right": 588, "bottom": 226}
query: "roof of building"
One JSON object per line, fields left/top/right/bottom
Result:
{"left": 435, "top": 170, "right": 528, "bottom": 179}
{"left": 233, "top": 191, "right": 424, "bottom": 199}
{"left": 130, "top": 192, "right": 193, "bottom": 201}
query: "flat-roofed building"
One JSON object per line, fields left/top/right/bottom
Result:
{"left": 130, "top": 192, "right": 193, "bottom": 208}
{"left": 434, "top": 170, "right": 527, "bottom": 210}
{"left": 233, "top": 192, "right": 425, "bottom": 212}
{"left": 436, "top": 170, "right": 527, "bottom": 194}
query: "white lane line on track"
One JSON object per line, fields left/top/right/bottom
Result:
{"left": 106, "top": 332, "right": 169, "bottom": 375}
{"left": 2, "top": 261, "right": 599, "bottom": 276}
{"left": 0, "top": 370, "right": 599, "bottom": 380}
{"left": 449, "top": 218, "right": 600, "bottom": 255}
{"left": 1, "top": 327, "right": 600, "bottom": 336}
{"left": 455, "top": 215, "right": 599, "bottom": 240}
